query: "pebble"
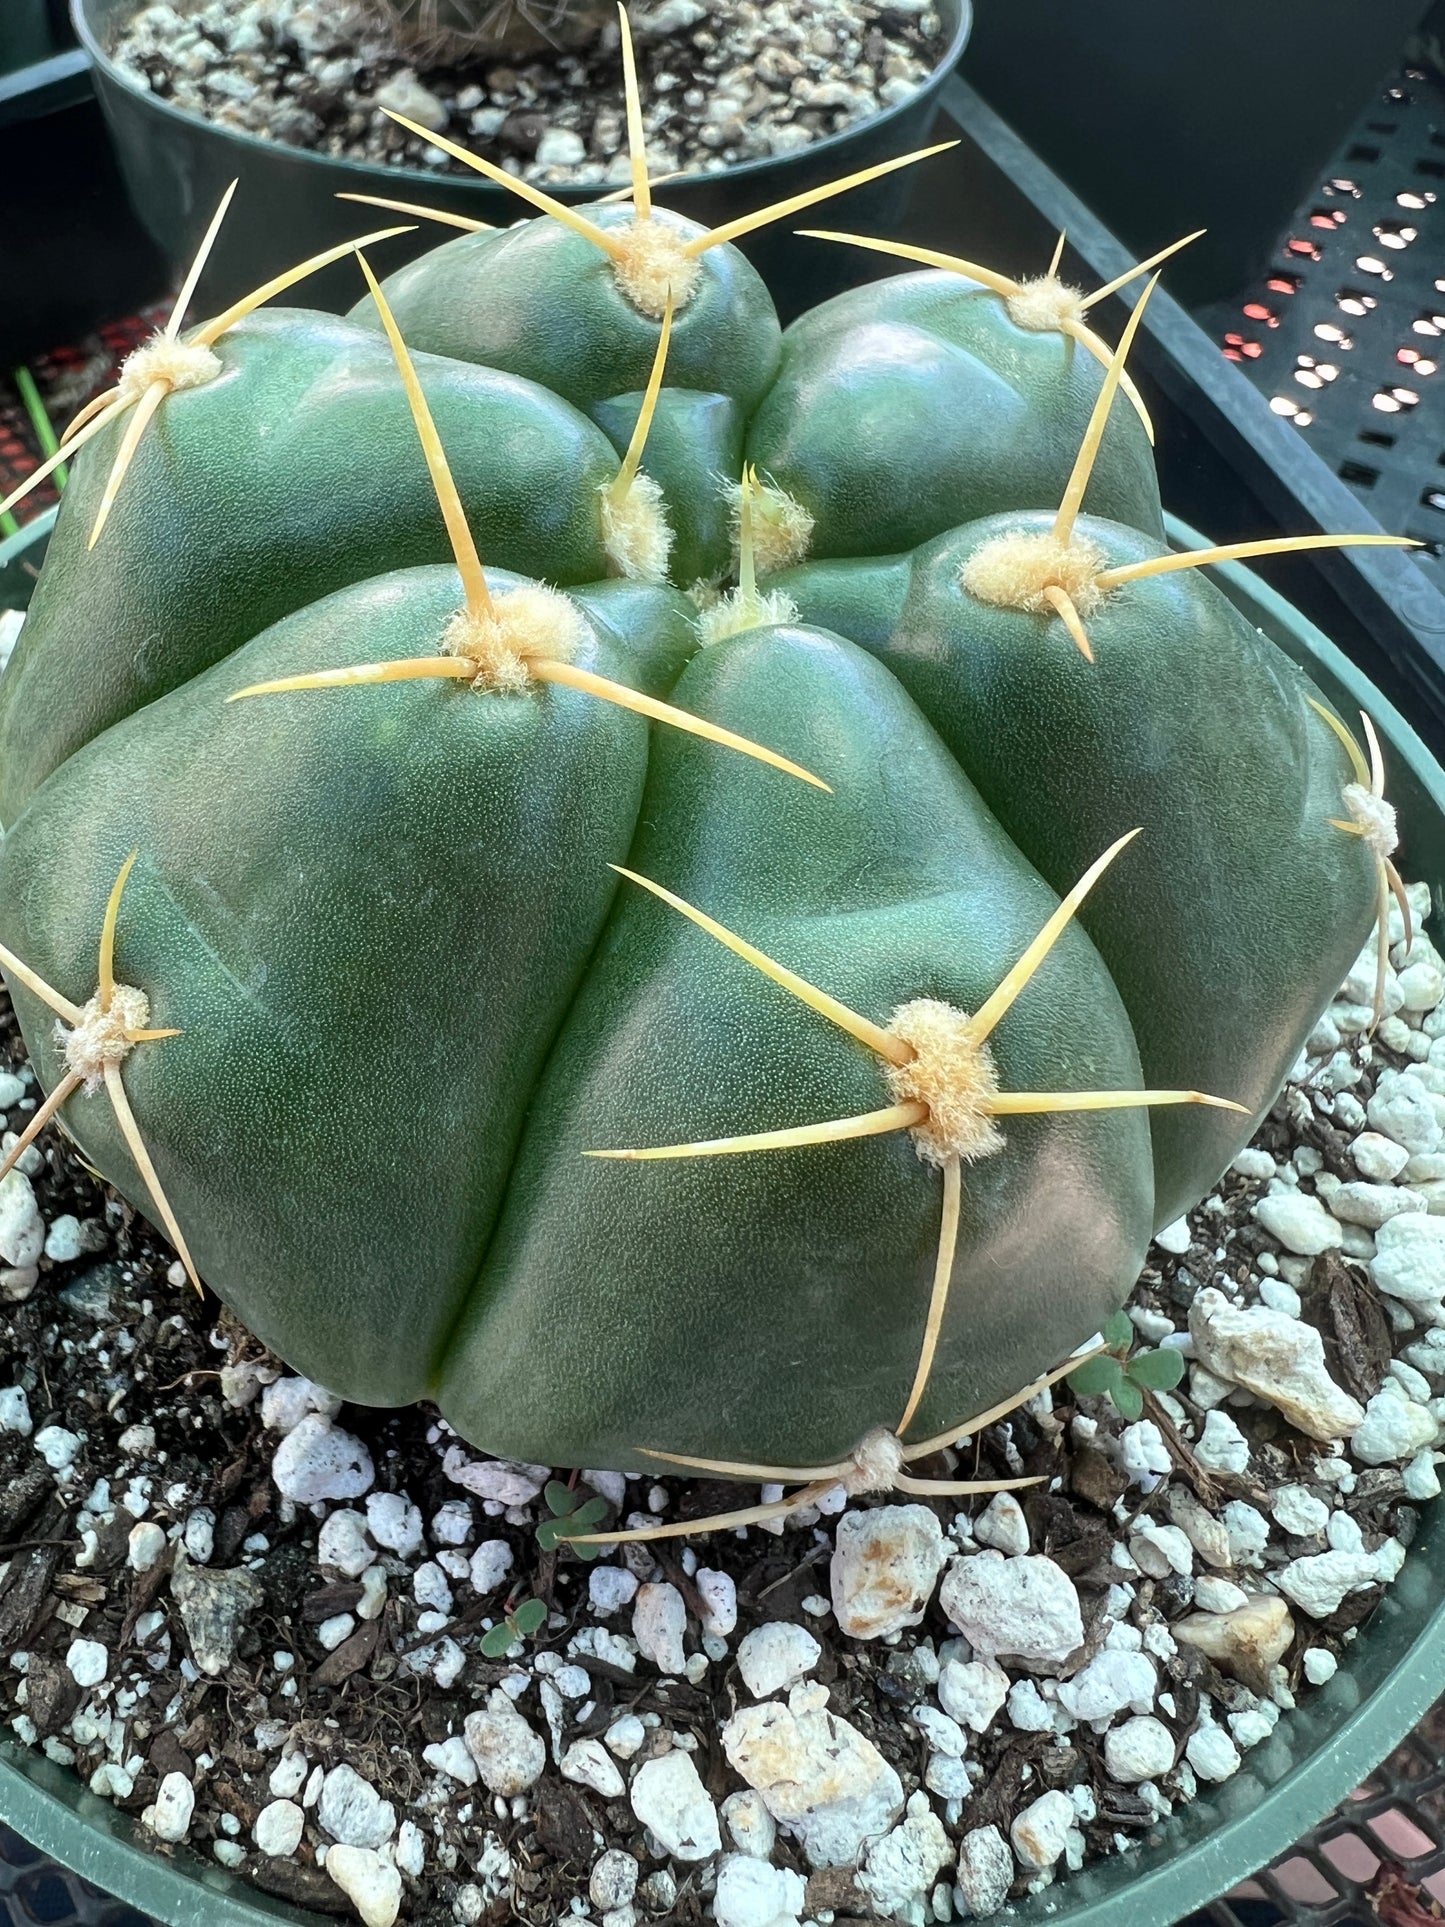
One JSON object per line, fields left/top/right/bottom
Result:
{"left": 0, "top": 1071, "right": 24, "bottom": 1109}
{"left": 1129, "top": 1522, "right": 1194, "bottom": 1579}
{"left": 464, "top": 1692, "right": 546, "bottom": 1794}
{"left": 937, "top": 1657, "right": 1010, "bottom": 1733}
{"left": 957, "top": 1823, "right": 1015, "bottom": 1915}
{"left": 590, "top": 1850, "right": 639, "bottom": 1913}
{"left": 170, "top": 1549, "right": 263, "bottom": 1675}
{"left": 1277, "top": 1551, "right": 1381, "bottom": 1618}
{"left": 317, "top": 1509, "right": 375, "bottom": 1578}
{"left": 441, "top": 1450, "right": 549, "bottom": 1505}
{"left": 1058, "top": 1649, "right": 1157, "bottom": 1722}
{"left": 632, "top": 1582, "right": 688, "bottom": 1677}
{"left": 1405, "top": 1451, "right": 1442, "bottom": 1500}
{"left": 423, "top": 1736, "right": 477, "bottom": 1785}
{"left": 1193, "top": 1576, "right": 1250, "bottom": 1614}
{"left": 1166, "top": 1487, "right": 1233, "bottom": 1569}
{"left": 271, "top": 1415, "right": 374, "bottom": 1503}
{"left": 0, "top": 1386, "right": 31, "bottom": 1435}
{"left": 830, "top": 1504, "right": 947, "bottom": 1639}
{"left": 468, "top": 1539, "right": 513, "bottom": 1593}
{"left": 43, "top": 1215, "right": 83, "bottom": 1263}
{"left": 737, "top": 1621, "right": 821, "bottom": 1699}
{"left": 605, "top": 1713, "right": 646, "bottom": 1759}
{"left": 1006, "top": 1679, "right": 1053, "bottom": 1732}
{"left": 254, "top": 1799, "right": 305, "bottom": 1856}
{"left": 326, "top": 1845, "right": 402, "bottom": 1927}
{"left": 270, "top": 1754, "right": 308, "bottom": 1799}
{"left": 1104, "top": 1716, "right": 1176, "bottom": 1784}
{"left": 1352, "top": 1131, "right": 1412, "bottom": 1182}
{"left": 940, "top": 1552, "right": 1083, "bottom": 1666}
{"left": 722, "top": 1692, "right": 903, "bottom": 1868}
{"left": 1153, "top": 1216, "right": 1193, "bottom": 1254}
{"left": 589, "top": 1565, "right": 639, "bottom": 1615}
{"left": 1189, "top": 1288, "right": 1364, "bottom": 1439}
{"left": 1352, "top": 1386, "right": 1441, "bottom": 1463}
{"left": 373, "top": 70, "right": 448, "bottom": 131}
{"left": 0, "top": 1171, "right": 44, "bottom": 1268}
{"left": 561, "top": 1738, "right": 626, "bottom": 1800}
{"left": 366, "top": 1492, "right": 423, "bottom": 1558}
{"left": 1372, "top": 1212, "right": 1445, "bottom": 1321}
{"left": 1325, "top": 1182, "right": 1423, "bottom": 1229}
{"left": 1272, "top": 1484, "right": 1331, "bottom": 1536}
{"left": 629, "top": 1751, "right": 721, "bottom": 1861}
{"left": 973, "top": 1492, "right": 1030, "bottom": 1556}
{"left": 1368, "top": 1069, "right": 1442, "bottom": 1153}
{"left": 722, "top": 1789, "right": 777, "bottom": 1859}
{"left": 318, "top": 1764, "right": 396, "bottom": 1848}
{"left": 148, "top": 1771, "right": 195, "bottom": 1843}
{"left": 1173, "top": 1593, "right": 1295, "bottom": 1692}
{"left": 1010, "top": 1789, "right": 1077, "bottom": 1869}
{"left": 1304, "top": 1647, "right": 1339, "bottom": 1685}
{"left": 1253, "top": 1190, "right": 1343, "bottom": 1255}
{"left": 1185, "top": 1724, "right": 1242, "bottom": 1783}
{"left": 66, "top": 1640, "right": 107, "bottom": 1688}
{"left": 714, "top": 1854, "right": 806, "bottom": 1927}
{"left": 1195, "top": 1409, "right": 1251, "bottom": 1475}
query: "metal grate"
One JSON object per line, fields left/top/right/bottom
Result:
{"left": 1201, "top": 58, "right": 1445, "bottom": 595}
{"left": 0, "top": 1824, "right": 149, "bottom": 1927}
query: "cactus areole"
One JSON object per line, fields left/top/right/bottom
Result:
{"left": 0, "top": 92, "right": 1414, "bottom": 1516}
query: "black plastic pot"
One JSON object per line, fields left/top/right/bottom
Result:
{"left": 74, "top": 0, "right": 970, "bottom": 321}
{"left": 961, "top": 0, "right": 1438, "bottom": 307}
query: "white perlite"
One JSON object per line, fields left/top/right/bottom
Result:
{"left": 1368, "top": 1068, "right": 1442, "bottom": 1153}
{"left": 938, "top": 1657, "right": 1010, "bottom": 1733}
{"left": 0, "top": 1385, "right": 30, "bottom": 1435}
{"left": 317, "top": 1509, "right": 375, "bottom": 1579}
{"left": 1272, "top": 1484, "right": 1331, "bottom": 1536}
{"left": 714, "top": 1854, "right": 806, "bottom": 1927}
{"left": 271, "top": 1415, "right": 374, "bottom": 1503}
{"left": 590, "top": 1850, "right": 639, "bottom": 1913}
{"left": 66, "top": 1640, "right": 107, "bottom": 1688}
{"left": 629, "top": 1751, "right": 721, "bottom": 1862}
{"left": 722, "top": 1689, "right": 904, "bottom": 1868}
{"left": 830, "top": 1504, "right": 947, "bottom": 1638}
{"left": 1253, "top": 1190, "right": 1343, "bottom": 1255}
{"left": 1195, "top": 1409, "right": 1251, "bottom": 1475}
{"left": 738, "top": 1621, "right": 822, "bottom": 1699}
{"left": 318, "top": 1764, "right": 395, "bottom": 1848}
{"left": 366, "top": 1491, "right": 424, "bottom": 1558}
{"left": 973, "top": 1492, "right": 1030, "bottom": 1557}
{"left": 1185, "top": 1724, "right": 1242, "bottom": 1783}
{"left": 1104, "top": 1716, "right": 1176, "bottom": 1784}
{"left": 325, "top": 1845, "right": 402, "bottom": 1927}
{"left": 1057, "top": 1649, "right": 1157, "bottom": 1722}
{"left": 1352, "top": 1386, "right": 1442, "bottom": 1464}
{"left": 939, "top": 1552, "right": 1083, "bottom": 1666}
{"left": 464, "top": 1693, "right": 546, "bottom": 1795}
{"left": 1188, "top": 1288, "right": 1364, "bottom": 1440}
{"left": 1372, "top": 1212, "right": 1445, "bottom": 1322}
{"left": 560, "top": 1738, "right": 626, "bottom": 1801}
{"left": 1010, "top": 1789, "right": 1077, "bottom": 1870}
{"left": 147, "top": 1772, "right": 195, "bottom": 1844}
{"left": 254, "top": 1799, "right": 305, "bottom": 1856}
{"left": 697, "top": 1567, "right": 738, "bottom": 1638}
{"left": 0, "top": 1172, "right": 44, "bottom": 1268}
{"left": 632, "top": 1582, "right": 688, "bottom": 1676}
{"left": 957, "top": 1824, "right": 1014, "bottom": 1914}
{"left": 1276, "top": 1551, "right": 1380, "bottom": 1619}
{"left": 859, "top": 1792, "right": 951, "bottom": 1927}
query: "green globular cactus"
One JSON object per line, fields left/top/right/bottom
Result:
{"left": 357, "top": 0, "right": 612, "bottom": 60}
{"left": 0, "top": 85, "right": 1415, "bottom": 1535}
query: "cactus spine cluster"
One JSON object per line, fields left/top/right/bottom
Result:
{"left": 0, "top": 23, "right": 1416, "bottom": 1542}
{"left": 356, "top": 0, "right": 611, "bottom": 61}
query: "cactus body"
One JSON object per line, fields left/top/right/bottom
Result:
{"left": 0, "top": 204, "right": 1391, "bottom": 1479}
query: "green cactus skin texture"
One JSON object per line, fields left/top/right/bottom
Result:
{"left": 0, "top": 195, "right": 1396, "bottom": 1481}
{"left": 0, "top": 310, "right": 624, "bottom": 827}
{"left": 742, "top": 272, "right": 1166, "bottom": 560}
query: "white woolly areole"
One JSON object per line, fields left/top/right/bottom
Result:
{"left": 117, "top": 337, "right": 222, "bottom": 406}
{"left": 696, "top": 586, "right": 800, "bottom": 648}
{"left": 1343, "top": 781, "right": 1399, "bottom": 857}
{"left": 600, "top": 473, "right": 674, "bottom": 583}
{"left": 59, "top": 984, "right": 150, "bottom": 1094}
{"left": 1004, "top": 275, "right": 1088, "bottom": 335}
{"left": 610, "top": 220, "right": 702, "bottom": 319}
{"left": 885, "top": 997, "right": 1005, "bottom": 1167}
{"left": 961, "top": 528, "right": 1109, "bottom": 618}
{"left": 440, "top": 584, "right": 585, "bottom": 694}
{"left": 727, "top": 478, "right": 815, "bottom": 577}
{"left": 841, "top": 1425, "right": 906, "bottom": 1496}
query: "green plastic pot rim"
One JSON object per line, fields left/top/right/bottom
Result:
{"left": 71, "top": 0, "right": 972, "bottom": 210}
{"left": 0, "top": 509, "right": 1442, "bottom": 1926}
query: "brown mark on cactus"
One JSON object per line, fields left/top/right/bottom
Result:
{"left": 599, "top": 289, "right": 676, "bottom": 583}
{"left": 960, "top": 278, "right": 1419, "bottom": 663}
{"left": 1308, "top": 699, "right": 1412, "bottom": 1025}
{"left": 229, "top": 256, "right": 829, "bottom": 791}
{"left": 566, "top": 830, "right": 1246, "bottom": 1544}
{"left": 794, "top": 224, "right": 1209, "bottom": 442}
{"left": 697, "top": 466, "right": 802, "bottom": 645}
{"left": 382, "top": 8, "right": 955, "bottom": 320}
{"left": 0, "top": 852, "right": 198, "bottom": 1293}
{"left": 0, "top": 186, "right": 417, "bottom": 541}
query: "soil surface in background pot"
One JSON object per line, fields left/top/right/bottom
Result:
{"left": 109, "top": 0, "right": 947, "bottom": 189}
{"left": 1, "top": 860, "right": 1444, "bottom": 1925}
